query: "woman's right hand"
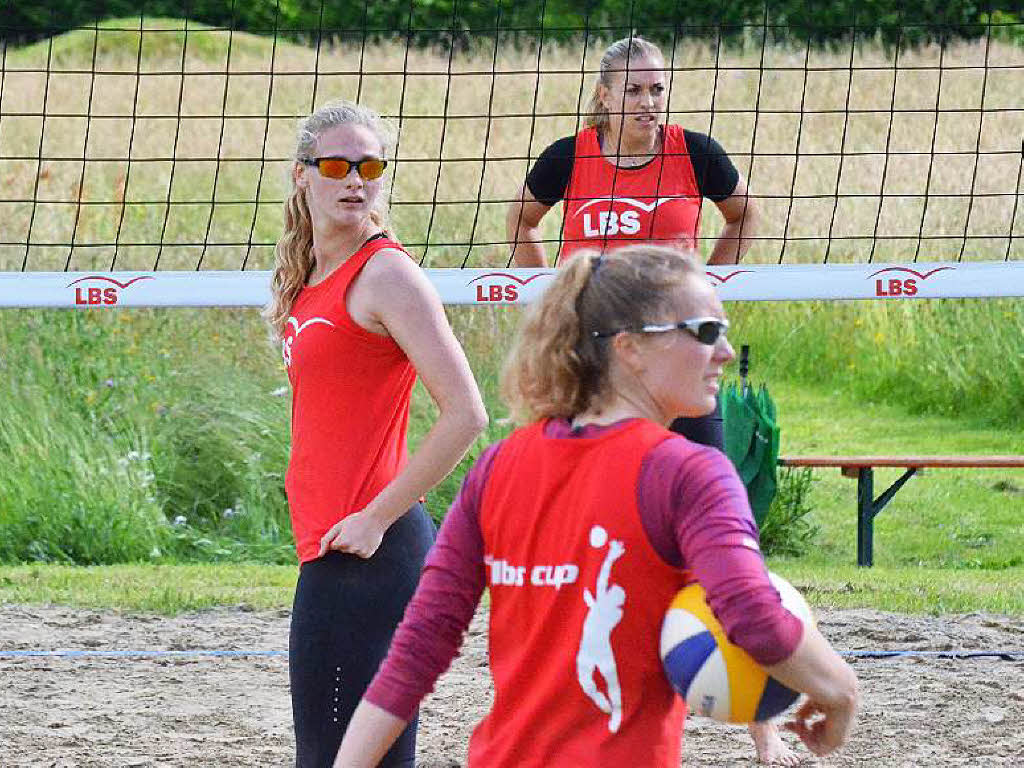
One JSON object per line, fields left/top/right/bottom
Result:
{"left": 319, "top": 509, "right": 390, "bottom": 559}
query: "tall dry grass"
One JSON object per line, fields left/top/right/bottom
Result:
{"left": 1, "top": 19, "right": 1021, "bottom": 272}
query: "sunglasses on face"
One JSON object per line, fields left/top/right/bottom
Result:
{"left": 302, "top": 157, "right": 388, "bottom": 181}
{"left": 592, "top": 317, "right": 729, "bottom": 346}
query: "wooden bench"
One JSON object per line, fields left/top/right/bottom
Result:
{"left": 776, "top": 456, "right": 1024, "bottom": 566}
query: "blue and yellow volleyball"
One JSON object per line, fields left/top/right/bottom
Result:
{"left": 659, "top": 572, "right": 814, "bottom": 723}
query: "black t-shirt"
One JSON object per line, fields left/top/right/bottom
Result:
{"left": 525, "top": 130, "right": 740, "bottom": 208}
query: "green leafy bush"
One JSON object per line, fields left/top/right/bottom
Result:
{"left": 5, "top": 1, "right": 1018, "bottom": 48}
{"left": 759, "top": 467, "right": 820, "bottom": 557}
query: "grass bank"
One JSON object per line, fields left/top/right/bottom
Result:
{"left": 3, "top": 561, "right": 1021, "bottom": 616}
{"left": 0, "top": 24, "right": 1020, "bottom": 587}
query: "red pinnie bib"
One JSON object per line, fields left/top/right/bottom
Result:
{"left": 469, "top": 419, "right": 689, "bottom": 768}
{"left": 559, "top": 125, "right": 702, "bottom": 259}
{"left": 284, "top": 237, "right": 416, "bottom": 564}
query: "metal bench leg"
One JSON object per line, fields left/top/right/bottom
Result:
{"left": 856, "top": 466, "right": 919, "bottom": 567}
{"left": 857, "top": 468, "right": 874, "bottom": 567}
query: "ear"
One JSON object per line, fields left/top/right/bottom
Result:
{"left": 293, "top": 162, "right": 308, "bottom": 189}
{"left": 611, "top": 332, "right": 646, "bottom": 375}
{"left": 597, "top": 81, "right": 611, "bottom": 111}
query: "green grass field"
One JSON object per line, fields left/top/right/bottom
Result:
{"left": 3, "top": 558, "right": 1021, "bottom": 617}
{"left": 1, "top": 303, "right": 1022, "bottom": 615}
{"left": 0, "top": 23, "right": 1022, "bottom": 615}
{"left": 769, "top": 381, "right": 1024, "bottom": 570}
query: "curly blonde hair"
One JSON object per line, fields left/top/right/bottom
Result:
{"left": 501, "top": 244, "right": 701, "bottom": 423}
{"left": 584, "top": 35, "right": 664, "bottom": 135}
{"left": 263, "top": 100, "right": 397, "bottom": 340}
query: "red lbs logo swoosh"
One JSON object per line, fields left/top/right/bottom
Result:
{"left": 869, "top": 266, "right": 954, "bottom": 297}
{"left": 466, "top": 272, "right": 553, "bottom": 303}
{"left": 705, "top": 270, "right": 752, "bottom": 286}
{"left": 67, "top": 275, "right": 153, "bottom": 306}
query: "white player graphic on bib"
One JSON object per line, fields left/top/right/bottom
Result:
{"left": 576, "top": 525, "right": 626, "bottom": 733}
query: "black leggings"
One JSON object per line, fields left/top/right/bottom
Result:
{"left": 668, "top": 396, "right": 724, "bottom": 451}
{"left": 289, "top": 503, "right": 436, "bottom": 768}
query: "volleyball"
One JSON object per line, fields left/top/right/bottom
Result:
{"left": 660, "top": 572, "right": 814, "bottom": 723}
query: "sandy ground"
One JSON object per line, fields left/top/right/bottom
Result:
{"left": 1, "top": 605, "right": 1022, "bottom": 767}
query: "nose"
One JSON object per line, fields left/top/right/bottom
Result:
{"left": 714, "top": 335, "right": 735, "bottom": 363}
{"left": 343, "top": 167, "right": 363, "bottom": 187}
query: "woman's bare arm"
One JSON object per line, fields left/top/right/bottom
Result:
{"left": 707, "top": 176, "right": 759, "bottom": 266}
{"left": 765, "top": 622, "right": 859, "bottom": 757}
{"left": 507, "top": 185, "right": 554, "bottom": 267}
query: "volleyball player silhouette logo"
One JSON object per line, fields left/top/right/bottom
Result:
{"left": 576, "top": 525, "right": 627, "bottom": 733}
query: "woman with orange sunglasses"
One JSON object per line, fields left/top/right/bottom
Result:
{"left": 264, "top": 100, "right": 487, "bottom": 767}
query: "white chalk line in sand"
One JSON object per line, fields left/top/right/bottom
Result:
{"left": 0, "top": 650, "right": 1021, "bottom": 660}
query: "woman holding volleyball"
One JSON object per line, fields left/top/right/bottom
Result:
{"left": 332, "top": 245, "right": 858, "bottom": 768}
{"left": 265, "top": 100, "right": 487, "bottom": 767}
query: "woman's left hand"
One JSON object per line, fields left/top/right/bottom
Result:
{"left": 318, "top": 510, "right": 389, "bottom": 559}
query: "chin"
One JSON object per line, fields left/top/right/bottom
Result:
{"left": 329, "top": 209, "right": 368, "bottom": 230}
{"left": 675, "top": 398, "right": 716, "bottom": 419}
{"left": 627, "top": 124, "right": 655, "bottom": 137}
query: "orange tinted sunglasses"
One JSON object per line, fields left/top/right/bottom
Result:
{"left": 303, "top": 156, "right": 388, "bottom": 181}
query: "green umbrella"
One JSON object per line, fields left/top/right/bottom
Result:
{"left": 722, "top": 347, "right": 780, "bottom": 527}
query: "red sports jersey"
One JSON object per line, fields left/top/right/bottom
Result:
{"left": 283, "top": 237, "right": 416, "bottom": 564}
{"left": 559, "top": 124, "right": 702, "bottom": 260}
{"left": 469, "top": 419, "right": 689, "bottom": 768}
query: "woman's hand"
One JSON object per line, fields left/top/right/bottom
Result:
{"left": 763, "top": 622, "right": 859, "bottom": 759}
{"left": 783, "top": 692, "right": 857, "bottom": 757}
{"left": 318, "top": 509, "right": 390, "bottom": 559}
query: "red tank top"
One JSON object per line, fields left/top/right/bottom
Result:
{"left": 283, "top": 237, "right": 416, "bottom": 564}
{"left": 559, "top": 124, "right": 702, "bottom": 260}
{"left": 469, "top": 419, "right": 689, "bottom": 768}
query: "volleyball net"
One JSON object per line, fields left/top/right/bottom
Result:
{"left": 0, "top": 11, "right": 1021, "bottom": 306}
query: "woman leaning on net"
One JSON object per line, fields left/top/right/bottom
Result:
{"left": 506, "top": 35, "right": 759, "bottom": 451}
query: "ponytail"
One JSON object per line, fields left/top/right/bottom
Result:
{"left": 502, "top": 245, "right": 700, "bottom": 422}
{"left": 502, "top": 254, "right": 599, "bottom": 421}
{"left": 262, "top": 184, "right": 315, "bottom": 340}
